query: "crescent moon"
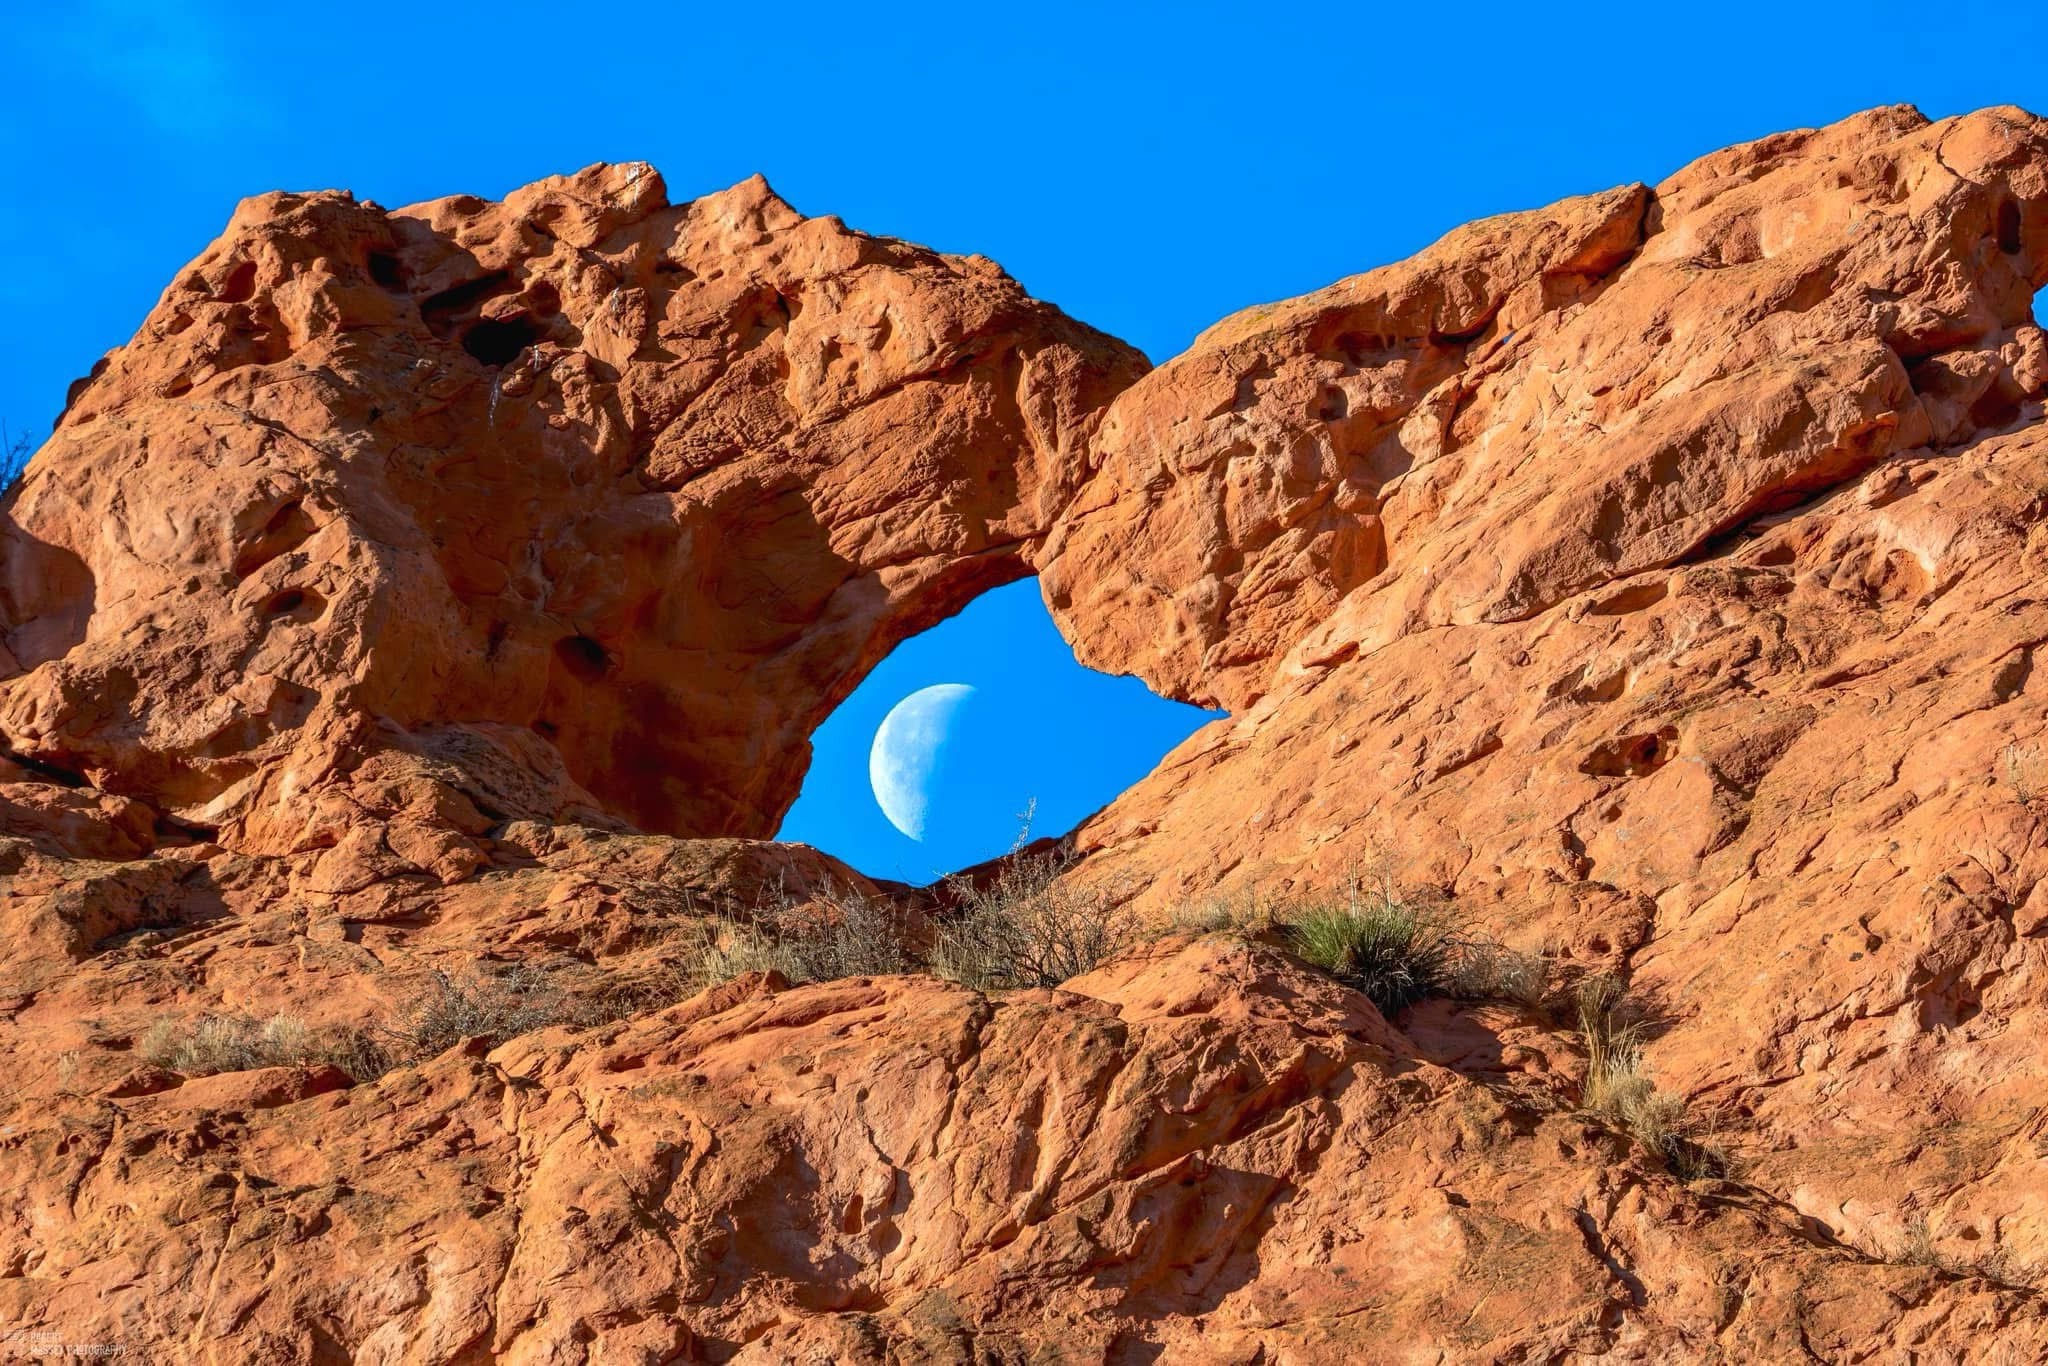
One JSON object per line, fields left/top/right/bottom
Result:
{"left": 869, "top": 683, "right": 974, "bottom": 840}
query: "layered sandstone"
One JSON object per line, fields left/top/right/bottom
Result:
{"left": 3, "top": 104, "right": 2048, "bottom": 1362}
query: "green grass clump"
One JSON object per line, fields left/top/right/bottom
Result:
{"left": 1286, "top": 892, "right": 1456, "bottom": 1016}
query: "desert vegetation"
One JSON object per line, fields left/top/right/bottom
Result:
{"left": 1, "top": 422, "right": 31, "bottom": 491}
{"left": 683, "top": 888, "right": 914, "bottom": 987}
{"left": 131, "top": 853, "right": 1726, "bottom": 1187}
{"left": 930, "top": 846, "right": 1136, "bottom": 990}
{"left": 1251, "top": 870, "right": 1726, "bottom": 1182}
{"left": 1574, "top": 974, "right": 1729, "bottom": 1181}
{"left": 129, "top": 853, "right": 1130, "bottom": 1082}
{"left": 1271, "top": 870, "right": 1549, "bottom": 1015}
{"left": 141, "top": 1011, "right": 387, "bottom": 1081}
{"left": 140, "top": 964, "right": 621, "bottom": 1083}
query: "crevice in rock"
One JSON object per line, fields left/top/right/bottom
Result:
{"left": 231, "top": 499, "right": 316, "bottom": 580}
{"left": 420, "top": 271, "right": 517, "bottom": 335}
{"left": 0, "top": 742, "right": 89, "bottom": 787}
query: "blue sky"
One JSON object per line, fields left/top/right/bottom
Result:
{"left": 779, "top": 582, "right": 1220, "bottom": 882}
{"left": 4, "top": 2, "right": 2046, "bottom": 879}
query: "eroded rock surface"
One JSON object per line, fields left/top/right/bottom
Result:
{"left": 5, "top": 104, "right": 2048, "bottom": 1362}
{"left": 1060, "top": 102, "right": 2048, "bottom": 1324}
{"left": 1, "top": 164, "right": 1142, "bottom": 867}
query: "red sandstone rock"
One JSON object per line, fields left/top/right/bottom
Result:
{"left": 4, "top": 104, "right": 2048, "bottom": 1361}
{"left": 1058, "top": 103, "right": 2048, "bottom": 1316}
{"left": 0, "top": 164, "right": 1142, "bottom": 869}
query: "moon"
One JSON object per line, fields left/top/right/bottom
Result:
{"left": 869, "top": 684, "right": 974, "bottom": 840}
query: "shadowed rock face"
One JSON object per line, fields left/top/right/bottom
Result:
{"left": 5, "top": 104, "right": 2048, "bottom": 1362}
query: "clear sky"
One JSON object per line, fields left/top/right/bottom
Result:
{"left": 778, "top": 581, "right": 1221, "bottom": 883}
{"left": 4, "top": 2, "right": 2046, "bottom": 879}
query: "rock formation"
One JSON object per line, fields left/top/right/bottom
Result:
{"left": 1, "top": 163, "right": 1141, "bottom": 869}
{"left": 4, "top": 104, "right": 2048, "bottom": 1361}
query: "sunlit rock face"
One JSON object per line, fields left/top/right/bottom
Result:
{"left": 5, "top": 105, "right": 2048, "bottom": 1362}
{"left": 0, "top": 165, "right": 1145, "bottom": 874}
{"left": 1055, "top": 103, "right": 2048, "bottom": 1333}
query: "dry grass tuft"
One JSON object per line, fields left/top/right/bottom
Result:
{"left": 930, "top": 848, "right": 1135, "bottom": 991}
{"left": 141, "top": 1012, "right": 389, "bottom": 1081}
{"left": 678, "top": 889, "right": 916, "bottom": 991}
{"left": 1575, "top": 975, "right": 1727, "bottom": 1181}
{"left": 388, "top": 964, "right": 581, "bottom": 1061}
{"left": 1447, "top": 938, "right": 1551, "bottom": 1007}
{"left": 1890, "top": 1213, "right": 2041, "bottom": 1288}
{"left": 1161, "top": 890, "right": 1280, "bottom": 937}
{"left": 2001, "top": 741, "right": 2047, "bottom": 808}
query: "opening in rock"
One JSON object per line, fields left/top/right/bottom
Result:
{"left": 214, "top": 260, "right": 258, "bottom": 304}
{"left": 1997, "top": 200, "right": 2023, "bottom": 255}
{"left": 366, "top": 251, "right": 406, "bottom": 291}
{"left": 554, "top": 634, "right": 611, "bottom": 683}
{"left": 419, "top": 271, "right": 514, "bottom": 333}
{"left": 777, "top": 578, "right": 1224, "bottom": 884}
{"left": 463, "top": 315, "right": 543, "bottom": 367}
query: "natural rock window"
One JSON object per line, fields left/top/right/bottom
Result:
{"left": 778, "top": 579, "right": 1222, "bottom": 883}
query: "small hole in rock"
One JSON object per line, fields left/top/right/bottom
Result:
{"left": 419, "top": 271, "right": 516, "bottom": 335}
{"left": 1996, "top": 200, "right": 2023, "bottom": 255}
{"left": 262, "top": 588, "right": 323, "bottom": 621}
{"left": 464, "top": 315, "right": 543, "bottom": 367}
{"left": 367, "top": 251, "right": 406, "bottom": 291}
{"left": 532, "top": 719, "right": 560, "bottom": 740}
{"left": 1970, "top": 387, "right": 2021, "bottom": 431}
{"left": 215, "top": 260, "right": 258, "bottom": 304}
{"left": 1751, "top": 542, "right": 1798, "bottom": 568}
{"left": 555, "top": 634, "right": 610, "bottom": 683}
{"left": 1334, "top": 331, "right": 1391, "bottom": 366}
{"left": 1579, "top": 725, "right": 1680, "bottom": 778}
{"left": 232, "top": 499, "right": 316, "bottom": 579}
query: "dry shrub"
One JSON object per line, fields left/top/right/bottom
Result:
{"left": 682, "top": 915, "right": 801, "bottom": 988}
{"left": 1, "top": 422, "right": 30, "bottom": 491}
{"left": 1891, "top": 1214, "right": 2040, "bottom": 1288}
{"left": 2001, "top": 741, "right": 2046, "bottom": 807}
{"left": 389, "top": 963, "right": 578, "bottom": 1061}
{"left": 931, "top": 847, "right": 1135, "bottom": 991}
{"left": 1575, "top": 975, "right": 1725, "bottom": 1181}
{"left": 1163, "top": 890, "right": 1278, "bottom": 937}
{"left": 679, "top": 889, "right": 915, "bottom": 991}
{"left": 1448, "top": 938, "right": 1551, "bottom": 1008}
{"left": 774, "top": 892, "right": 914, "bottom": 981}
{"left": 141, "top": 1012, "right": 389, "bottom": 1081}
